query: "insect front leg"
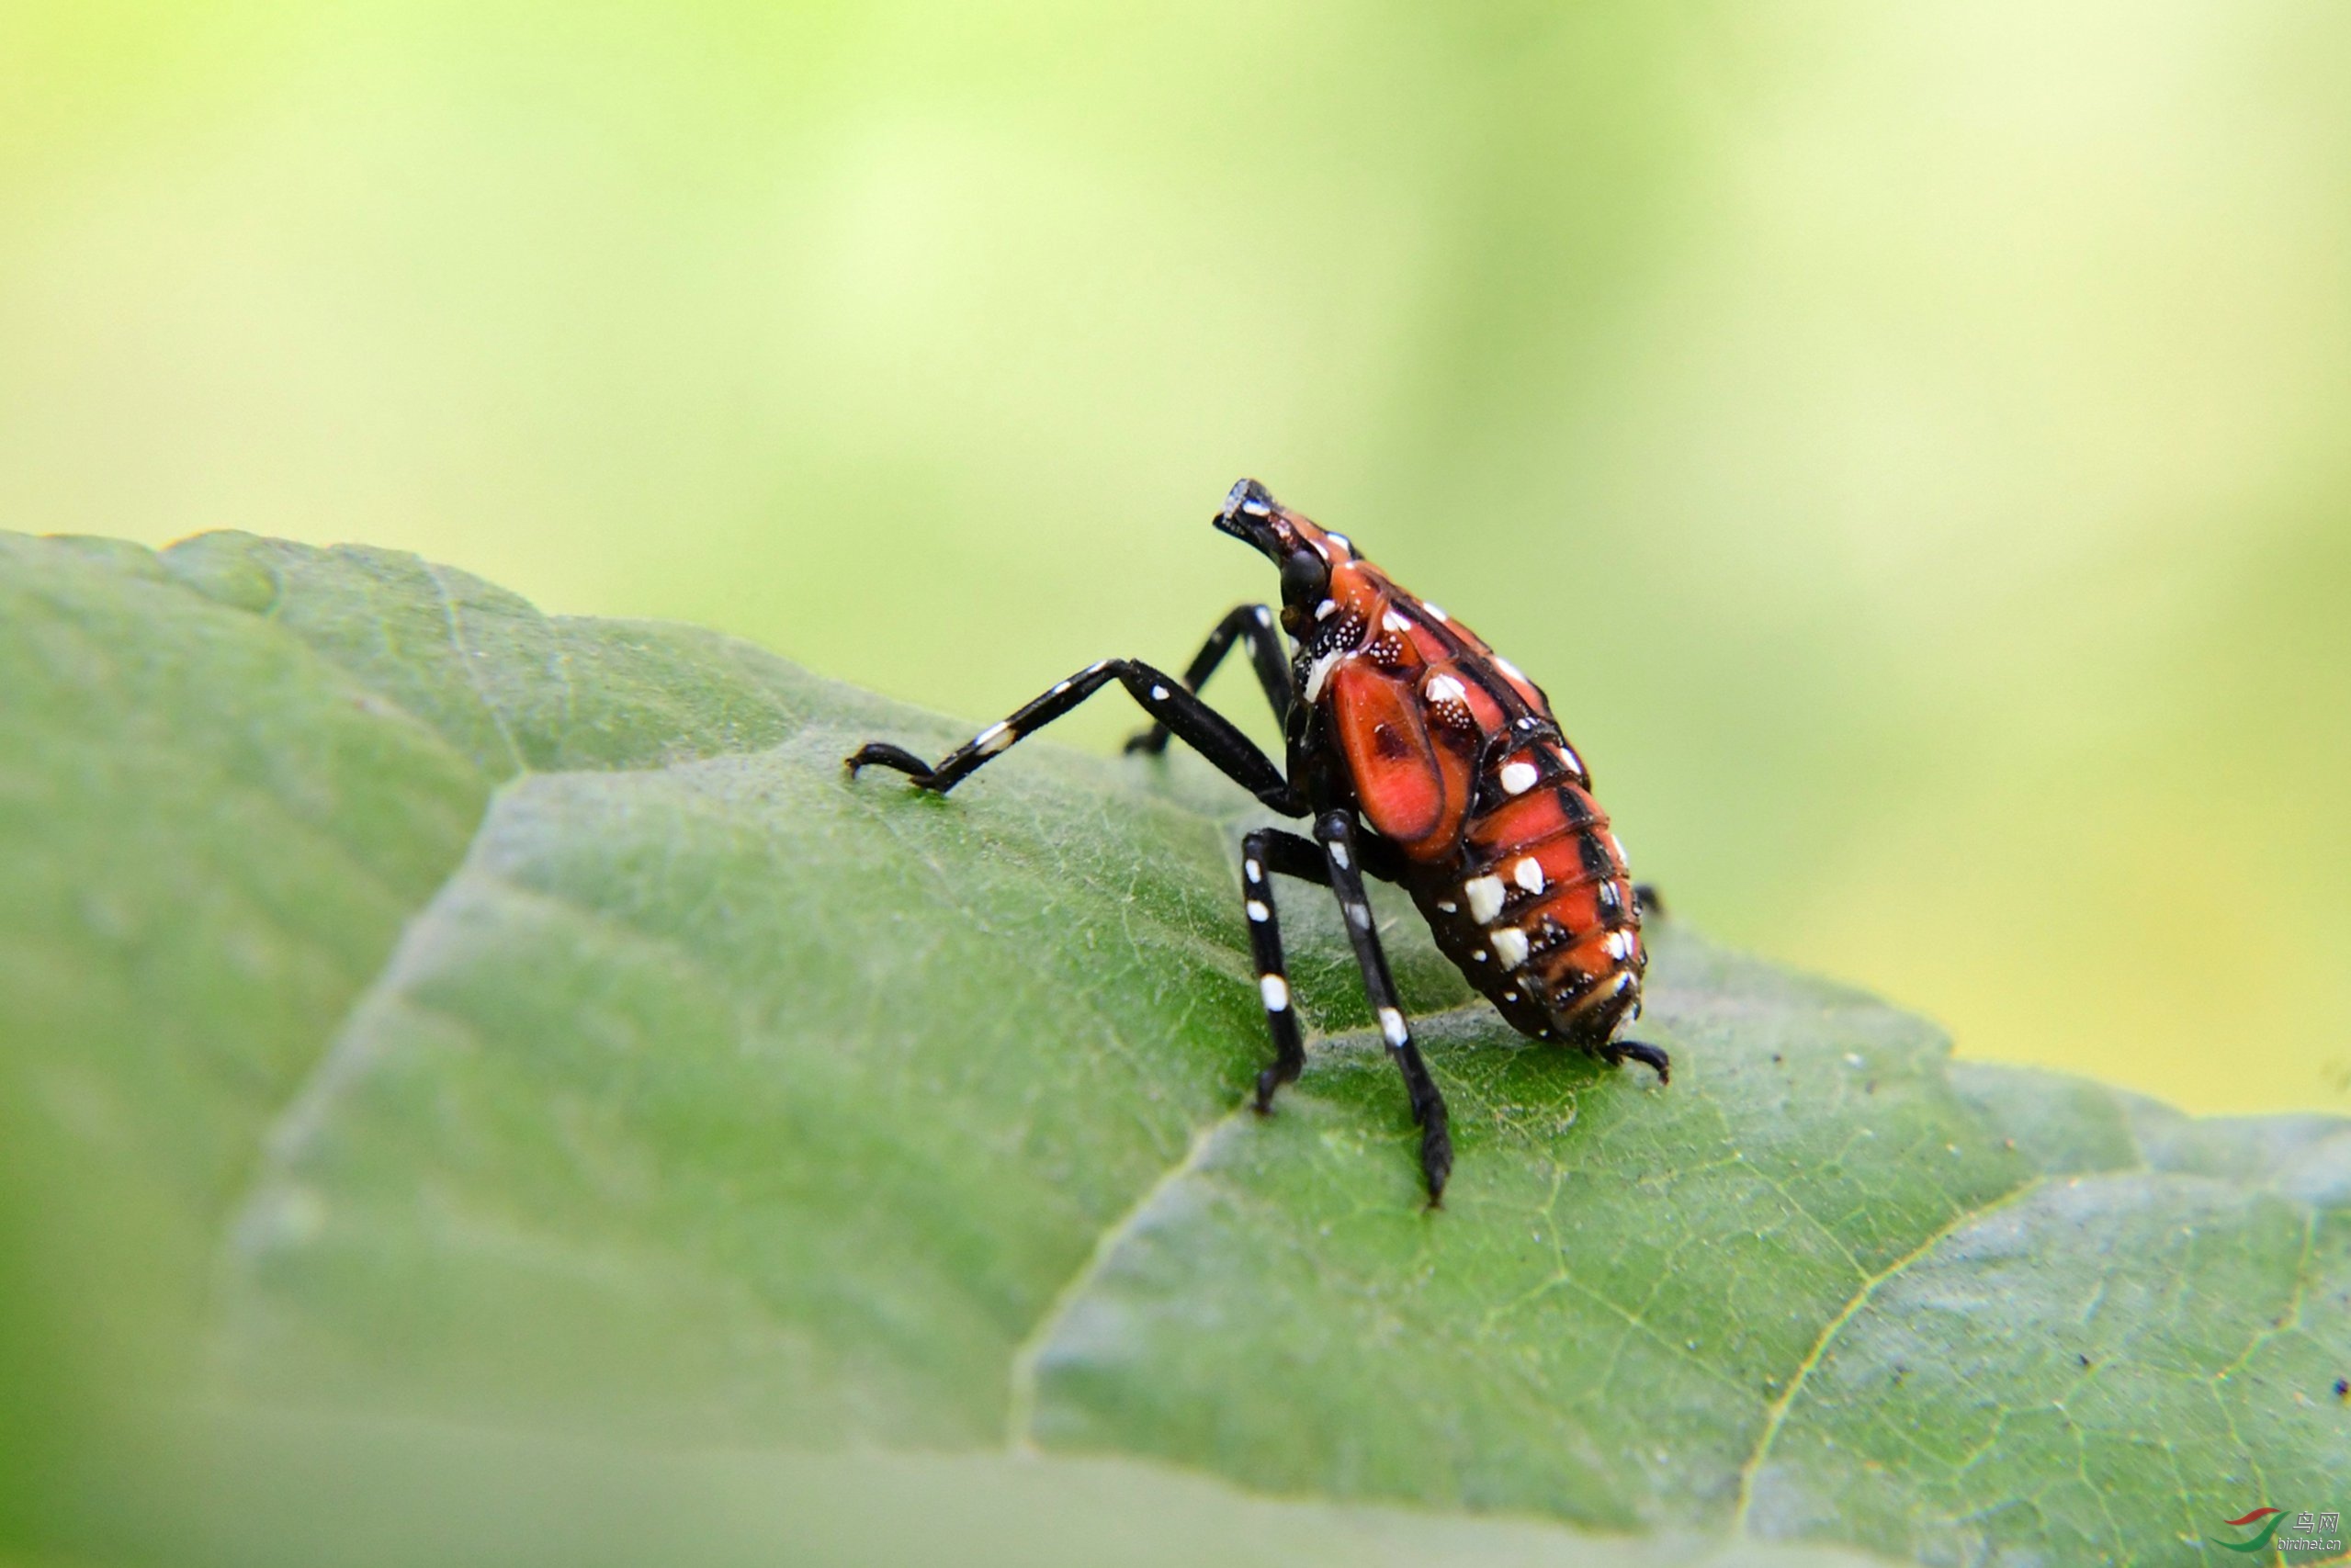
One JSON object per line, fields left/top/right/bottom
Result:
{"left": 1315, "top": 809, "right": 1452, "bottom": 1204}
{"left": 1125, "top": 604, "right": 1292, "bottom": 755}
{"left": 845, "top": 659, "right": 1307, "bottom": 815}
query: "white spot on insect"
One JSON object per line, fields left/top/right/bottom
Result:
{"left": 1255, "top": 604, "right": 1273, "bottom": 626}
{"left": 1464, "top": 874, "right": 1505, "bottom": 923}
{"left": 1303, "top": 649, "right": 1342, "bottom": 704}
{"left": 1604, "top": 930, "right": 1632, "bottom": 960}
{"left": 1261, "top": 976, "right": 1291, "bottom": 1011}
{"left": 1502, "top": 989, "right": 1519, "bottom": 1002}
{"left": 1556, "top": 742, "right": 1583, "bottom": 776}
{"left": 1244, "top": 859, "right": 1263, "bottom": 883}
{"left": 1491, "top": 927, "right": 1531, "bottom": 969}
{"left": 1378, "top": 1007, "right": 1408, "bottom": 1047}
{"left": 976, "top": 722, "right": 1014, "bottom": 755}
{"left": 1513, "top": 856, "right": 1545, "bottom": 895}
{"left": 1150, "top": 684, "right": 1170, "bottom": 701}
{"left": 1611, "top": 971, "right": 1634, "bottom": 994}
{"left": 1598, "top": 880, "right": 1622, "bottom": 909}
{"left": 1347, "top": 903, "right": 1371, "bottom": 930}
{"left": 1500, "top": 761, "right": 1539, "bottom": 795}
{"left": 1423, "top": 602, "right": 1449, "bottom": 622}
{"left": 1424, "top": 673, "right": 1468, "bottom": 705}
{"left": 1622, "top": 1000, "right": 1641, "bottom": 1026}
{"left": 1326, "top": 533, "right": 1351, "bottom": 554}
{"left": 1051, "top": 680, "right": 1072, "bottom": 695}
{"left": 1494, "top": 655, "right": 1527, "bottom": 684}
{"left": 1472, "top": 949, "right": 1487, "bottom": 963}
{"left": 1246, "top": 899, "right": 1270, "bottom": 922}
{"left": 1381, "top": 609, "right": 1413, "bottom": 634}
{"left": 1086, "top": 659, "right": 1111, "bottom": 675}
{"left": 1435, "top": 899, "right": 1458, "bottom": 914}
{"left": 1329, "top": 842, "right": 1351, "bottom": 870}
{"left": 1314, "top": 598, "right": 1338, "bottom": 621}
{"left": 1610, "top": 831, "right": 1628, "bottom": 862}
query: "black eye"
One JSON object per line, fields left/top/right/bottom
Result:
{"left": 1280, "top": 547, "right": 1328, "bottom": 604}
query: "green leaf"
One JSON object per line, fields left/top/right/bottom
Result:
{"left": 2, "top": 530, "right": 2344, "bottom": 1566}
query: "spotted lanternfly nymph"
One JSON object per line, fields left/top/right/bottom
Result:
{"left": 846, "top": 479, "right": 1665, "bottom": 1201}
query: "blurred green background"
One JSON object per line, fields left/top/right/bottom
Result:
{"left": 4, "top": 1, "right": 2345, "bottom": 1117}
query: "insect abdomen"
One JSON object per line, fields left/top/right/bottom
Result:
{"left": 1419, "top": 771, "right": 1644, "bottom": 1047}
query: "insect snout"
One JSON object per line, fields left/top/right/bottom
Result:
{"left": 1219, "top": 477, "right": 1275, "bottom": 522}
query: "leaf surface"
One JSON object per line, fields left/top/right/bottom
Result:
{"left": 1, "top": 532, "right": 2344, "bottom": 1566}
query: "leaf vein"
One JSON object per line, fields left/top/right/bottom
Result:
{"left": 1003, "top": 1102, "right": 1251, "bottom": 1452}
{"left": 423, "top": 560, "right": 527, "bottom": 775}
{"left": 1729, "top": 1175, "right": 2047, "bottom": 1533}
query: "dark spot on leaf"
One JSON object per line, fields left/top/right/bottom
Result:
{"left": 2335, "top": 1377, "right": 2348, "bottom": 1400}
{"left": 2076, "top": 1354, "right": 2092, "bottom": 1369}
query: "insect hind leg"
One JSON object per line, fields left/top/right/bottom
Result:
{"left": 1608, "top": 1039, "right": 1671, "bottom": 1084}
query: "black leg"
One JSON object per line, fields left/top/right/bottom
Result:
{"left": 1633, "top": 883, "right": 1667, "bottom": 921}
{"left": 1314, "top": 809, "right": 1453, "bottom": 1204}
{"left": 846, "top": 659, "right": 1306, "bottom": 816}
{"left": 1238, "top": 828, "right": 1328, "bottom": 1114}
{"left": 1125, "top": 604, "right": 1292, "bottom": 755}
{"left": 1609, "top": 1040, "right": 1671, "bottom": 1083}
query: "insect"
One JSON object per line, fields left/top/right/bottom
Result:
{"left": 846, "top": 479, "right": 1667, "bottom": 1201}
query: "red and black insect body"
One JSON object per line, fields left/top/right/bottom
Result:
{"left": 846, "top": 479, "right": 1666, "bottom": 1201}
